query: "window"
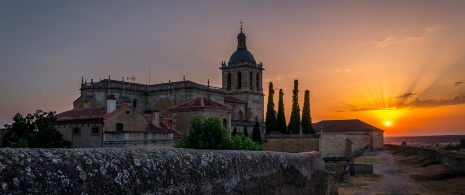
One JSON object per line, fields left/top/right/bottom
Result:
{"left": 256, "top": 73, "right": 260, "bottom": 91}
{"left": 237, "top": 72, "right": 242, "bottom": 89}
{"left": 116, "top": 123, "right": 123, "bottom": 132}
{"left": 73, "top": 128, "right": 81, "bottom": 136}
{"left": 227, "top": 73, "right": 232, "bottom": 90}
{"left": 223, "top": 119, "right": 227, "bottom": 127}
{"left": 249, "top": 72, "right": 253, "bottom": 90}
{"left": 91, "top": 127, "right": 99, "bottom": 136}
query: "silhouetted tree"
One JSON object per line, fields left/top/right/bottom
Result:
{"left": 232, "top": 127, "right": 238, "bottom": 137}
{"left": 288, "top": 80, "right": 301, "bottom": 134}
{"left": 177, "top": 115, "right": 262, "bottom": 150}
{"left": 252, "top": 122, "right": 262, "bottom": 144}
{"left": 2, "top": 110, "right": 71, "bottom": 148}
{"left": 277, "top": 89, "right": 287, "bottom": 134}
{"left": 265, "top": 82, "right": 277, "bottom": 133}
{"left": 460, "top": 139, "right": 465, "bottom": 149}
{"left": 301, "top": 90, "right": 315, "bottom": 134}
{"left": 243, "top": 126, "right": 249, "bottom": 138}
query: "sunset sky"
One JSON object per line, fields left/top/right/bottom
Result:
{"left": 1, "top": 1, "right": 465, "bottom": 136}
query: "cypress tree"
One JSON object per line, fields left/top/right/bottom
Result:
{"left": 265, "top": 82, "right": 277, "bottom": 133}
{"left": 288, "top": 80, "right": 301, "bottom": 134}
{"left": 232, "top": 127, "right": 238, "bottom": 137}
{"left": 252, "top": 122, "right": 262, "bottom": 144}
{"left": 301, "top": 90, "right": 315, "bottom": 134}
{"left": 243, "top": 126, "right": 249, "bottom": 138}
{"left": 277, "top": 89, "right": 287, "bottom": 134}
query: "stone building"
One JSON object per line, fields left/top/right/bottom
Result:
{"left": 55, "top": 95, "right": 180, "bottom": 148}
{"left": 313, "top": 119, "right": 384, "bottom": 157}
{"left": 69, "top": 27, "right": 264, "bottom": 138}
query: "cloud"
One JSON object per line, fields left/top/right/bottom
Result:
{"left": 276, "top": 76, "right": 284, "bottom": 80}
{"left": 425, "top": 26, "right": 444, "bottom": 33}
{"left": 454, "top": 81, "right": 463, "bottom": 86}
{"left": 336, "top": 110, "right": 345, "bottom": 113}
{"left": 395, "top": 92, "right": 415, "bottom": 99}
{"left": 407, "top": 34, "right": 424, "bottom": 40}
{"left": 373, "top": 37, "right": 397, "bottom": 46}
{"left": 349, "top": 96, "right": 465, "bottom": 112}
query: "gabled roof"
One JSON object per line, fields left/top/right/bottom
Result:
{"left": 170, "top": 97, "right": 232, "bottom": 111}
{"left": 55, "top": 104, "right": 132, "bottom": 121}
{"left": 313, "top": 119, "right": 384, "bottom": 132}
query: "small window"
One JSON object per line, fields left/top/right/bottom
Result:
{"left": 126, "top": 111, "right": 130, "bottom": 114}
{"left": 73, "top": 128, "right": 81, "bottom": 136}
{"left": 116, "top": 123, "right": 123, "bottom": 132}
{"left": 91, "top": 127, "right": 99, "bottom": 136}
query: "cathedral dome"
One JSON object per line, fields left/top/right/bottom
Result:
{"left": 228, "top": 49, "right": 256, "bottom": 65}
{"left": 228, "top": 27, "right": 256, "bottom": 65}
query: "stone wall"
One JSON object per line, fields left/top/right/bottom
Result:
{"left": 321, "top": 133, "right": 371, "bottom": 157}
{"left": 388, "top": 144, "right": 465, "bottom": 172}
{"left": 0, "top": 148, "right": 338, "bottom": 194}
{"left": 264, "top": 134, "right": 320, "bottom": 153}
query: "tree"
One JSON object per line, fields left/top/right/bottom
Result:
{"left": 243, "top": 126, "right": 249, "bottom": 138}
{"left": 177, "top": 115, "right": 263, "bottom": 151}
{"left": 460, "top": 139, "right": 465, "bottom": 149}
{"left": 288, "top": 80, "right": 301, "bottom": 134}
{"left": 232, "top": 127, "right": 238, "bottom": 137}
{"left": 2, "top": 110, "right": 71, "bottom": 148}
{"left": 265, "top": 82, "right": 277, "bottom": 133}
{"left": 252, "top": 122, "right": 262, "bottom": 144}
{"left": 277, "top": 89, "right": 287, "bottom": 134}
{"left": 177, "top": 115, "right": 231, "bottom": 149}
{"left": 301, "top": 90, "right": 315, "bottom": 134}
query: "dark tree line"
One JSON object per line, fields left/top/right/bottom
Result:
{"left": 265, "top": 80, "right": 315, "bottom": 134}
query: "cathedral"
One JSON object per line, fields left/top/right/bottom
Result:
{"left": 71, "top": 27, "right": 264, "bottom": 136}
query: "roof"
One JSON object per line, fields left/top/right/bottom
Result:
{"left": 228, "top": 48, "right": 256, "bottom": 65}
{"left": 170, "top": 97, "right": 232, "bottom": 111}
{"left": 313, "top": 119, "right": 384, "bottom": 132}
{"left": 55, "top": 104, "right": 131, "bottom": 121}
{"left": 224, "top": 96, "right": 247, "bottom": 104}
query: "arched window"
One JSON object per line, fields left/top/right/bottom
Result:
{"left": 223, "top": 119, "right": 227, "bottom": 127}
{"left": 237, "top": 72, "right": 242, "bottom": 89}
{"left": 227, "top": 73, "right": 232, "bottom": 90}
{"left": 249, "top": 72, "right": 253, "bottom": 90}
{"left": 256, "top": 73, "right": 260, "bottom": 91}
{"left": 238, "top": 110, "right": 244, "bottom": 120}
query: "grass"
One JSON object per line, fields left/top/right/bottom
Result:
{"left": 354, "top": 153, "right": 381, "bottom": 166}
{"left": 338, "top": 154, "right": 382, "bottom": 194}
{"left": 390, "top": 150, "right": 465, "bottom": 194}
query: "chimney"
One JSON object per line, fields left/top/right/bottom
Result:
{"left": 152, "top": 110, "right": 160, "bottom": 127}
{"left": 107, "top": 95, "right": 117, "bottom": 113}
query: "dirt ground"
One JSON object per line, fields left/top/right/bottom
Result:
{"left": 339, "top": 148, "right": 465, "bottom": 195}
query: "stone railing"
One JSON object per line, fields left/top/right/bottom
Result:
{"left": 0, "top": 148, "right": 338, "bottom": 194}
{"left": 387, "top": 144, "right": 465, "bottom": 172}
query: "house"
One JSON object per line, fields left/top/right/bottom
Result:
{"left": 313, "top": 119, "right": 384, "bottom": 157}
{"left": 54, "top": 95, "right": 181, "bottom": 148}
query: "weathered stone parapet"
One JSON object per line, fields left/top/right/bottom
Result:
{"left": 0, "top": 148, "right": 338, "bottom": 194}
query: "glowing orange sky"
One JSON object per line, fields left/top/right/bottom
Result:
{"left": 1, "top": 1, "right": 465, "bottom": 136}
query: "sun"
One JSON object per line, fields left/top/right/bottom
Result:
{"left": 385, "top": 121, "right": 391, "bottom": 127}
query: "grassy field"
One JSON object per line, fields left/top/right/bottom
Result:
{"left": 391, "top": 150, "right": 465, "bottom": 194}
{"left": 338, "top": 153, "right": 383, "bottom": 194}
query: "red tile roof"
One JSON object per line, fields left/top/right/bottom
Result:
{"left": 55, "top": 104, "right": 130, "bottom": 121}
{"left": 313, "top": 119, "right": 384, "bottom": 132}
{"left": 170, "top": 97, "right": 232, "bottom": 111}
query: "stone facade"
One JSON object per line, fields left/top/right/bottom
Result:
{"left": 74, "top": 28, "right": 264, "bottom": 133}
{"left": 264, "top": 134, "right": 320, "bottom": 153}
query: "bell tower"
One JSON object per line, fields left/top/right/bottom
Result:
{"left": 220, "top": 25, "right": 265, "bottom": 123}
